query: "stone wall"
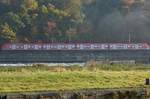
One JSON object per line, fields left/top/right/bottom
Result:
{"left": 0, "top": 88, "right": 150, "bottom": 99}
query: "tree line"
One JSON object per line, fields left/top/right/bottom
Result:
{"left": 0, "top": 0, "right": 85, "bottom": 44}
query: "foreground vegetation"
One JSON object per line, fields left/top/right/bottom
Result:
{"left": 0, "top": 64, "right": 150, "bottom": 92}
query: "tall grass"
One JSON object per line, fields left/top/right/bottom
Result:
{"left": 0, "top": 62, "right": 149, "bottom": 72}
{"left": 85, "top": 61, "right": 150, "bottom": 71}
{"left": 0, "top": 63, "right": 149, "bottom": 92}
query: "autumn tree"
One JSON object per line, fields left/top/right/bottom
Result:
{"left": 0, "top": 23, "right": 16, "bottom": 43}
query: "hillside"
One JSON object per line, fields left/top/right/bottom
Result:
{"left": 0, "top": 0, "right": 150, "bottom": 44}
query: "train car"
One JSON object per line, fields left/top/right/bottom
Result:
{"left": 1, "top": 43, "right": 109, "bottom": 50}
{"left": 109, "top": 43, "right": 150, "bottom": 50}
{"left": 1, "top": 43, "right": 150, "bottom": 51}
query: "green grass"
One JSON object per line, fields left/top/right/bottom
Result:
{"left": 0, "top": 64, "right": 150, "bottom": 92}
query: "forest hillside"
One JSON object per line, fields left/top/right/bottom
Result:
{"left": 0, "top": 0, "right": 149, "bottom": 44}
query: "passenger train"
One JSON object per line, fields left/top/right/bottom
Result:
{"left": 1, "top": 43, "right": 150, "bottom": 50}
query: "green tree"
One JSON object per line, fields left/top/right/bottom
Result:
{"left": 41, "top": 5, "right": 48, "bottom": 14}
{"left": 0, "top": 0, "right": 86, "bottom": 43}
{"left": 0, "top": 23, "right": 16, "bottom": 43}
{"left": 64, "top": 0, "right": 85, "bottom": 23}
{"left": 2, "top": 12, "right": 25, "bottom": 32}
{"left": 24, "top": 0, "right": 38, "bottom": 10}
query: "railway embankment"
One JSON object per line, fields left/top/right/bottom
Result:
{"left": 0, "top": 50, "right": 150, "bottom": 63}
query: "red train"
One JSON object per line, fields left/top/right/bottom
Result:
{"left": 1, "top": 43, "right": 150, "bottom": 50}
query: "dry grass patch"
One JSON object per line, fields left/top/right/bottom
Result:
{"left": 0, "top": 64, "right": 150, "bottom": 92}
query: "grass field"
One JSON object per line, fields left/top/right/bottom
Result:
{"left": 0, "top": 64, "right": 150, "bottom": 92}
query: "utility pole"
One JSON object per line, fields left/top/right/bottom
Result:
{"left": 128, "top": 32, "right": 131, "bottom": 43}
